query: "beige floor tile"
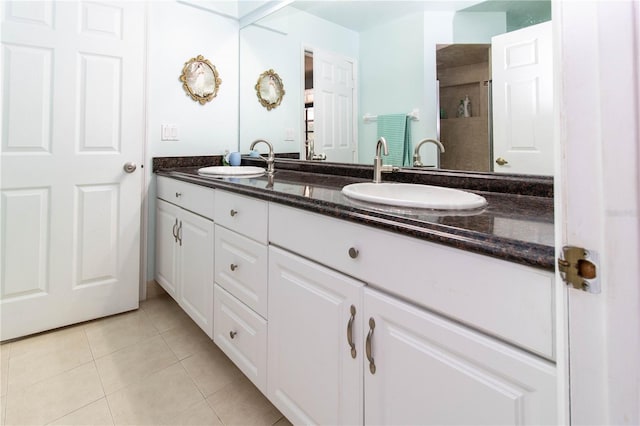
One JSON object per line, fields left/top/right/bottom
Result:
{"left": 47, "top": 398, "right": 113, "bottom": 426}
{"left": 181, "top": 345, "right": 243, "bottom": 397}
{"left": 7, "top": 326, "right": 93, "bottom": 392}
{"left": 107, "top": 363, "right": 203, "bottom": 426}
{"left": 161, "top": 318, "right": 216, "bottom": 360}
{"left": 1, "top": 394, "right": 6, "bottom": 426}
{"left": 146, "top": 281, "right": 167, "bottom": 299}
{"left": 140, "top": 295, "right": 193, "bottom": 333}
{"left": 4, "top": 361, "right": 104, "bottom": 426}
{"left": 164, "top": 399, "right": 222, "bottom": 426}
{"left": 95, "top": 335, "right": 178, "bottom": 395}
{"left": 273, "top": 415, "right": 293, "bottom": 426}
{"left": 1, "top": 343, "right": 10, "bottom": 398}
{"left": 84, "top": 309, "right": 158, "bottom": 358}
{"left": 207, "top": 375, "right": 282, "bottom": 426}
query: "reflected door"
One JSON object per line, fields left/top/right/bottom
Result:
{"left": 492, "top": 21, "right": 553, "bottom": 175}
{"left": 313, "top": 48, "right": 357, "bottom": 163}
{"left": 1, "top": 1, "right": 145, "bottom": 340}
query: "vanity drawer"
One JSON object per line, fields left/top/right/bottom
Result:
{"left": 214, "top": 225, "right": 268, "bottom": 318}
{"left": 214, "top": 190, "right": 268, "bottom": 244}
{"left": 213, "top": 284, "right": 267, "bottom": 393}
{"left": 269, "top": 203, "right": 555, "bottom": 360}
{"left": 156, "top": 176, "right": 215, "bottom": 220}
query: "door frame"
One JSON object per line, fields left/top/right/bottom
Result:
{"left": 554, "top": 1, "right": 640, "bottom": 424}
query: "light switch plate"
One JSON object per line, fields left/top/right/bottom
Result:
{"left": 161, "top": 124, "right": 179, "bottom": 141}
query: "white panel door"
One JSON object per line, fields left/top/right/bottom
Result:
{"left": 492, "top": 21, "right": 553, "bottom": 175}
{"left": 364, "top": 287, "right": 557, "bottom": 426}
{"left": 0, "top": 1, "right": 145, "bottom": 340}
{"left": 313, "top": 48, "right": 356, "bottom": 163}
{"left": 268, "top": 246, "right": 363, "bottom": 426}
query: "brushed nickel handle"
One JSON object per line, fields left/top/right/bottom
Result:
{"left": 177, "top": 221, "right": 183, "bottom": 246}
{"left": 495, "top": 157, "right": 509, "bottom": 166}
{"left": 230, "top": 263, "right": 238, "bottom": 271}
{"left": 123, "top": 162, "right": 137, "bottom": 173}
{"left": 347, "top": 305, "right": 357, "bottom": 359}
{"left": 366, "top": 317, "right": 376, "bottom": 374}
{"left": 229, "top": 331, "right": 237, "bottom": 339}
{"left": 230, "top": 209, "right": 238, "bottom": 217}
{"left": 175, "top": 192, "right": 182, "bottom": 198}
{"left": 348, "top": 247, "right": 359, "bottom": 259}
{"left": 172, "top": 218, "right": 178, "bottom": 242}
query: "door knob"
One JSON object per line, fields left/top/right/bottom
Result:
{"left": 495, "top": 157, "right": 508, "bottom": 166}
{"left": 123, "top": 162, "right": 137, "bottom": 173}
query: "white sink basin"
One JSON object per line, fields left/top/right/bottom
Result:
{"left": 342, "top": 182, "right": 487, "bottom": 210}
{"left": 198, "top": 166, "right": 265, "bottom": 177}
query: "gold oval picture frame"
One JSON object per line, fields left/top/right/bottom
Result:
{"left": 255, "top": 69, "right": 285, "bottom": 110}
{"left": 180, "top": 55, "right": 222, "bottom": 105}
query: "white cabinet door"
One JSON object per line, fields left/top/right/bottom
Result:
{"left": 268, "top": 247, "right": 364, "bottom": 426}
{"left": 155, "top": 199, "right": 214, "bottom": 338}
{"left": 178, "top": 209, "right": 214, "bottom": 338}
{"left": 364, "top": 287, "right": 557, "bottom": 425}
{"left": 155, "top": 199, "right": 180, "bottom": 298}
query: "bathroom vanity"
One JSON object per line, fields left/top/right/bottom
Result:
{"left": 154, "top": 159, "right": 556, "bottom": 425}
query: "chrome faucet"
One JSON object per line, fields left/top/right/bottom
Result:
{"left": 249, "top": 139, "right": 275, "bottom": 175}
{"left": 373, "top": 137, "right": 393, "bottom": 183}
{"left": 413, "top": 138, "right": 445, "bottom": 168}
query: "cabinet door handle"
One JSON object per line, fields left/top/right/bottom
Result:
{"left": 347, "top": 305, "right": 357, "bottom": 359}
{"left": 230, "top": 209, "right": 238, "bottom": 217}
{"left": 366, "top": 317, "right": 376, "bottom": 374}
{"left": 177, "top": 221, "right": 183, "bottom": 246}
{"left": 230, "top": 263, "right": 238, "bottom": 271}
{"left": 229, "top": 331, "right": 237, "bottom": 339}
{"left": 172, "top": 219, "right": 178, "bottom": 242}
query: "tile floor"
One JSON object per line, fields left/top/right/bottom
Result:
{"left": 0, "top": 287, "right": 290, "bottom": 426}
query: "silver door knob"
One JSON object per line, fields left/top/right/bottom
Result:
{"left": 123, "top": 162, "right": 137, "bottom": 173}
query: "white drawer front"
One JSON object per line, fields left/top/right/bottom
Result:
{"left": 214, "top": 190, "right": 268, "bottom": 244}
{"left": 269, "top": 203, "right": 555, "bottom": 359}
{"left": 213, "top": 284, "right": 267, "bottom": 393}
{"left": 157, "top": 176, "right": 215, "bottom": 219}
{"left": 215, "top": 225, "right": 268, "bottom": 318}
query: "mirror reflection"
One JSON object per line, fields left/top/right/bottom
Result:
{"left": 239, "top": 0, "right": 552, "bottom": 175}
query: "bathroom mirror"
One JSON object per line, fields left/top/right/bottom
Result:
{"left": 180, "top": 54, "right": 222, "bottom": 105}
{"left": 239, "top": 0, "right": 552, "bottom": 175}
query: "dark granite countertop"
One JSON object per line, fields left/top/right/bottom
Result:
{"left": 155, "top": 157, "right": 555, "bottom": 271}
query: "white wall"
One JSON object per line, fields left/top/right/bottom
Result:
{"left": 145, "top": 1, "right": 239, "bottom": 282}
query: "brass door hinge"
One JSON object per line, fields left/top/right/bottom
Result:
{"left": 558, "top": 246, "right": 600, "bottom": 294}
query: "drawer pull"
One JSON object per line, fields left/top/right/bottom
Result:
{"left": 348, "top": 247, "right": 359, "bottom": 259}
{"left": 229, "top": 331, "right": 237, "bottom": 339}
{"left": 366, "top": 317, "right": 376, "bottom": 374}
{"left": 347, "top": 305, "right": 357, "bottom": 359}
{"left": 230, "top": 209, "right": 238, "bottom": 217}
{"left": 230, "top": 263, "right": 238, "bottom": 272}
{"left": 175, "top": 192, "right": 182, "bottom": 198}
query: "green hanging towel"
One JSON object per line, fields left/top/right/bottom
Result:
{"left": 376, "top": 114, "right": 411, "bottom": 167}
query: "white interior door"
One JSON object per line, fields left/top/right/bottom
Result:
{"left": 556, "top": 1, "right": 640, "bottom": 424}
{"left": 492, "top": 21, "right": 553, "bottom": 175}
{"left": 313, "top": 48, "right": 356, "bottom": 163}
{"left": 1, "top": 1, "right": 145, "bottom": 340}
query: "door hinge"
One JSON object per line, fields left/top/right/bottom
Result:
{"left": 558, "top": 246, "right": 600, "bottom": 294}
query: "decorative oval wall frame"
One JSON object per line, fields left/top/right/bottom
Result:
{"left": 255, "top": 69, "right": 285, "bottom": 110}
{"left": 180, "top": 55, "right": 222, "bottom": 105}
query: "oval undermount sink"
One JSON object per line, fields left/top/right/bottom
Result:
{"left": 342, "top": 182, "right": 487, "bottom": 210}
{"left": 198, "top": 166, "right": 265, "bottom": 177}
